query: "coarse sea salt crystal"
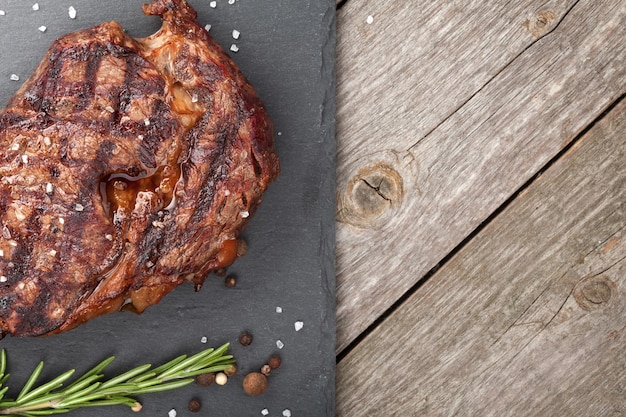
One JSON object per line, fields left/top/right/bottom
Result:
{"left": 0, "top": 250, "right": 4, "bottom": 257}
{"left": 10, "top": 74, "right": 19, "bottom": 81}
{"left": 283, "top": 410, "right": 292, "bottom": 417}
{"left": 240, "top": 210, "right": 249, "bottom": 218}
{"left": 276, "top": 306, "right": 283, "bottom": 313}
{"left": 232, "top": 29, "right": 240, "bottom": 39}
{"left": 261, "top": 409, "right": 269, "bottom": 416}
{"left": 294, "top": 321, "right": 304, "bottom": 332}
{"left": 366, "top": 15, "right": 374, "bottom": 24}
{"left": 32, "top": 3, "right": 39, "bottom": 11}
{"left": 200, "top": 336, "right": 207, "bottom": 343}
{"left": 0, "top": 276, "right": 7, "bottom": 283}
{"left": 204, "top": 24, "right": 211, "bottom": 32}
{"left": 228, "top": 0, "right": 236, "bottom": 4}
{"left": 21, "top": 154, "right": 28, "bottom": 164}
{"left": 276, "top": 340, "right": 284, "bottom": 349}
{"left": 168, "top": 409, "right": 177, "bottom": 417}
{"left": 15, "top": 209, "right": 26, "bottom": 221}
{"left": 0, "top": 10, "right": 5, "bottom": 16}
{"left": 230, "top": 44, "right": 239, "bottom": 53}
{"left": 68, "top": 6, "right": 77, "bottom": 19}
{"left": 38, "top": 26, "right": 47, "bottom": 32}
{"left": 209, "top": 1, "right": 216, "bottom": 8}
{"left": 46, "top": 183, "right": 54, "bottom": 194}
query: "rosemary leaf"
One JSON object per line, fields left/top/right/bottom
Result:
{"left": 16, "top": 362, "right": 45, "bottom": 402}
{"left": 16, "top": 370, "right": 75, "bottom": 404}
{"left": 64, "top": 356, "right": 113, "bottom": 390}
{"left": 98, "top": 364, "right": 151, "bottom": 389}
{"left": 132, "top": 379, "right": 194, "bottom": 395}
{"left": 183, "top": 363, "right": 235, "bottom": 378}
{"left": 78, "top": 397, "right": 137, "bottom": 408}
{"left": 127, "top": 371, "right": 156, "bottom": 384}
{"left": 61, "top": 375, "right": 101, "bottom": 396}
{"left": 0, "top": 387, "right": 8, "bottom": 402}
{"left": 0, "top": 350, "right": 6, "bottom": 381}
{"left": 56, "top": 381, "right": 102, "bottom": 404}
{"left": 148, "top": 354, "right": 189, "bottom": 376}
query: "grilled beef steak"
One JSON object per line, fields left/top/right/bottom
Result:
{"left": 0, "top": 0, "right": 279, "bottom": 337}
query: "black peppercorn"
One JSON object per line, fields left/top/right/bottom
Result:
{"left": 195, "top": 372, "right": 215, "bottom": 386}
{"left": 268, "top": 354, "right": 281, "bottom": 369}
{"left": 239, "top": 331, "right": 253, "bottom": 346}
{"left": 188, "top": 399, "right": 201, "bottom": 412}
{"left": 225, "top": 275, "right": 237, "bottom": 288}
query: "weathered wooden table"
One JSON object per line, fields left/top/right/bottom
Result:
{"left": 334, "top": 1, "right": 625, "bottom": 415}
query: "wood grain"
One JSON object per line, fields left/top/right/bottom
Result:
{"left": 336, "top": 98, "right": 626, "bottom": 417}
{"left": 335, "top": 0, "right": 626, "bottom": 352}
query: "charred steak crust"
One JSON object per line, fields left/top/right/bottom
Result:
{"left": 0, "top": 0, "right": 279, "bottom": 337}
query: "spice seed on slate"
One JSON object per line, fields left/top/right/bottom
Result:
{"left": 224, "top": 363, "right": 238, "bottom": 377}
{"left": 268, "top": 354, "right": 282, "bottom": 369}
{"left": 188, "top": 399, "right": 201, "bottom": 412}
{"left": 225, "top": 274, "right": 237, "bottom": 288}
{"left": 243, "top": 372, "right": 268, "bottom": 396}
{"left": 215, "top": 372, "right": 228, "bottom": 385}
{"left": 239, "top": 331, "right": 253, "bottom": 346}
{"left": 195, "top": 372, "right": 215, "bottom": 386}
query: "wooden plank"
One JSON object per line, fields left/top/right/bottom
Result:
{"left": 335, "top": 0, "right": 626, "bottom": 351}
{"left": 336, "top": 99, "right": 626, "bottom": 416}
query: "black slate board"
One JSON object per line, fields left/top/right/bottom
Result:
{"left": 0, "top": 0, "right": 336, "bottom": 416}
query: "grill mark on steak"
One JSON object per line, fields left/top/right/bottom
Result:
{"left": 75, "top": 45, "right": 104, "bottom": 111}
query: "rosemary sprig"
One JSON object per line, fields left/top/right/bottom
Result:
{"left": 0, "top": 343, "right": 234, "bottom": 416}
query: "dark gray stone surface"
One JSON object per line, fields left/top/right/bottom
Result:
{"left": 0, "top": 0, "right": 336, "bottom": 415}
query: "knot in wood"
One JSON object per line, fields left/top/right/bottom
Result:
{"left": 573, "top": 274, "right": 616, "bottom": 311}
{"left": 337, "top": 164, "right": 403, "bottom": 228}
{"left": 525, "top": 9, "right": 557, "bottom": 38}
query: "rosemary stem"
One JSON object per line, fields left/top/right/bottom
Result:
{"left": 0, "top": 343, "right": 233, "bottom": 416}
